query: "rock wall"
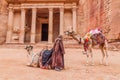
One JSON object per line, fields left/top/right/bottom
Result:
{"left": 108, "top": 0, "right": 120, "bottom": 39}
{"left": 77, "top": 0, "right": 120, "bottom": 40}
{"left": 0, "top": 0, "right": 8, "bottom": 44}
{"left": 0, "top": 0, "right": 120, "bottom": 44}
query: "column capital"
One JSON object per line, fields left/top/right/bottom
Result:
{"left": 49, "top": 8, "right": 53, "bottom": 11}
{"left": 72, "top": 3, "right": 77, "bottom": 6}
{"left": 21, "top": 8, "right": 26, "bottom": 12}
{"left": 9, "top": 4, "right": 14, "bottom": 7}
{"left": 32, "top": 8, "right": 37, "bottom": 10}
{"left": 8, "top": 7, "right": 14, "bottom": 12}
{"left": 32, "top": 8, "right": 37, "bottom": 13}
{"left": 72, "top": 6, "right": 77, "bottom": 11}
{"left": 60, "top": 8, "right": 64, "bottom": 12}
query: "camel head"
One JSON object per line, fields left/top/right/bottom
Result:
{"left": 25, "top": 45, "right": 33, "bottom": 55}
{"left": 64, "top": 30, "right": 82, "bottom": 44}
{"left": 64, "top": 30, "right": 76, "bottom": 36}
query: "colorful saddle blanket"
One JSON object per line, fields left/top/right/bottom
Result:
{"left": 83, "top": 28, "right": 105, "bottom": 51}
{"left": 41, "top": 49, "right": 53, "bottom": 66}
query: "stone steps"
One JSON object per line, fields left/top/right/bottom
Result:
{"left": 0, "top": 42, "right": 120, "bottom": 51}
{"left": 0, "top": 43, "right": 82, "bottom": 49}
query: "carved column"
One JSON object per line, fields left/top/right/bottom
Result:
{"left": 6, "top": 8, "right": 14, "bottom": 43}
{"left": 60, "top": 8, "right": 64, "bottom": 35}
{"left": 72, "top": 6, "right": 77, "bottom": 32}
{"left": 30, "top": 8, "right": 37, "bottom": 43}
{"left": 48, "top": 8, "right": 53, "bottom": 43}
{"left": 19, "top": 8, "right": 26, "bottom": 43}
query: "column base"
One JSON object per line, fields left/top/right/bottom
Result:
{"left": 30, "top": 41, "right": 35, "bottom": 44}
{"left": 6, "top": 41, "right": 10, "bottom": 44}
{"left": 48, "top": 41, "right": 52, "bottom": 44}
{"left": 19, "top": 41, "right": 24, "bottom": 44}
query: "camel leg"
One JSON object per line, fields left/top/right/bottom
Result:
{"left": 88, "top": 40, "right": 94, "bottom": 65}
{"left": 90, "top": 51, "right": 94, "bottom": 65}
{"left": 86, "top": 45, "right": 94, "bottom": 65}
{"left": 28, "top": 55, "right": 35, "bottom": 66}
{"left": 86, "top": 52, "right": 89, "bottom": 65}
{"left": 100, "top": 46, "right": 105, "bottom": 65}
{"left": 105, "top": 40, "right": 109, "bottom": 65}
{"left": 100, "top": 40, "right": 109, "bottom": 65}
{"left": 104, "top": 45, "right": 109, "bottom": 65}
{"left": 89, "top": 46, "right": 94, "bottom": 65}
{"left": 29, "top": 53, "right": 38, "bottom": 67}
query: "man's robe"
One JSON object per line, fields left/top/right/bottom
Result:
{"left": 51, "top": 38, "right": 65, "bottom": 69}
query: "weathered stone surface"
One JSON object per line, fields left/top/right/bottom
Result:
{"left": 6, "top": 0, "right": 79, "bottom": 3}
{"left": 0, "top": 0, "right": 8, "bottom": 44}
{"left": 0, "top": 0, "right": 120, "bottom": 44}
{"left": 76, "top": 0, "right": 120, "bottom": 40}
{"left": 0, "top": 15, "right": 7, "bottom": 44}
{"left": 107, "top": 0, "right": 120, "bottom": 39}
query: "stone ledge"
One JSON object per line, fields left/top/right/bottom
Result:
{"left": 0, "top": 42, "right": 120, "bottom": 51}
{"left": 6, "top": 0, "right": 79, "bottom": 4}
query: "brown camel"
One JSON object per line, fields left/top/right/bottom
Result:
{"left": 64, "top": 29, "right": 109, "bottom": 66}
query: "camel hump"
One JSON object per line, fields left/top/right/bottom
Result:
{"left": 91, "top": 33, "right": 105, "bottom": 45}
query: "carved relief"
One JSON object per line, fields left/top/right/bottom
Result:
{"left": 12, "top": 27, "right": 20, "bottom": 34}
{"left": 12, "top": 27, "right": 20, "bottom": 40}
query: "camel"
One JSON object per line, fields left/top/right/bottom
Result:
{"left": 25, "top": 45, "right": 40, "bottom": 67}
{"left": 25, "top": 45, "right": 53, "bottom": 69}
{"left": 64, "top": 29, "right": 109, "bottom": 65}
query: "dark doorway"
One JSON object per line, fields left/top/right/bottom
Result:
{"left": 41, "top": 24, "right": 48, "bottom": 41}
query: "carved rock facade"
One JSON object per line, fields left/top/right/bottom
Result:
{"left": 0, "top": 0, "right": 120, "bottom": 44}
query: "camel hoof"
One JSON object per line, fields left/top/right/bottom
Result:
{"left": 104, "top": 63, "right": 109, "bottom": 66}
{"left": 85, "top": 63, "right": 89, "bottom": 66}
{"left": 82, "top": 51, "right": 87, "bottom": 55}
{"left": 99, "top": 62, "right": 103, "bottom": 65}
{"left": 27, "top": 64, "right": 33, "bottom": 67}
{"left": 91, "top": 63, "right": 95, "bottom": 66}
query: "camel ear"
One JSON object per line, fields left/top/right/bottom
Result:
{"left": 72, "top": 31, "right": 76, "bottom": 35}
{"left": 79, "top": 38, "right": 81, "bottom": 44}
{"left": 30, "top": 46, "right": 33, "bottom": 50}
{"left": 25, "top": 45, "right": 28, "bottom": 49}
{"left": 81, "top": 38, "right": 84, "bottom": 43}
{"left": 64, "top": 31, "right": 68, "bottom": 35}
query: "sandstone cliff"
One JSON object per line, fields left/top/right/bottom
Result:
{"left": 0, "top": 0, "right": 120, "bottom": 44}
{"left": 0, "top": 0, "right": 8, "bottom": 44}
{"left": 77, "top": 0, "right": 120, "bottom": 40}
{"left": 108, "top": 0, "right": 120, "bottom": 40}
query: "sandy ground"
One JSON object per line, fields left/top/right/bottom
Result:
{"left": 0, "top": 48, "right": 120, "bottom": 80}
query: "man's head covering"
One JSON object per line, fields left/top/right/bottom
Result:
{"left": 55, "top": 35, "right": 63, "bottom": 42}
{"left": 58, "top": 35, "right": 62, "bottom": 38}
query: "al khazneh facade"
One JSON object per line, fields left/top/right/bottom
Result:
{"left": 5, "top": 0, "right": 78, "bottom": 44}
